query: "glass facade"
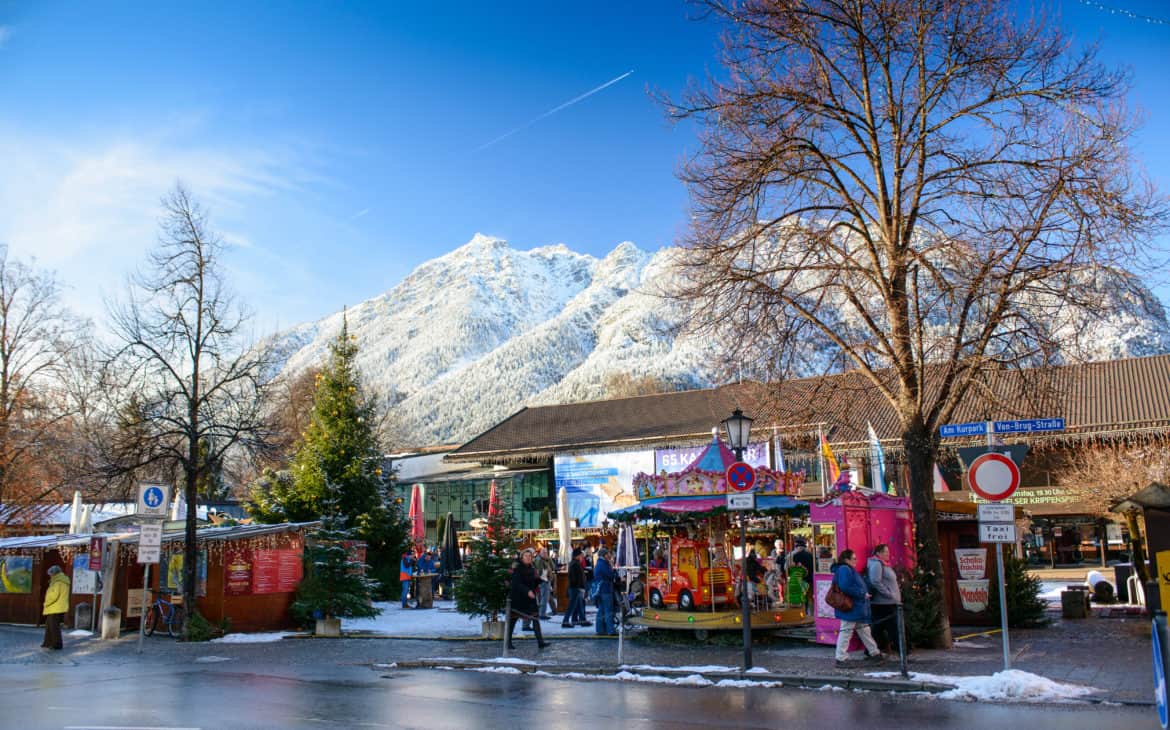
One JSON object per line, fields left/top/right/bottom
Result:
{"left": 395, "top": 471, "right": 552, "bottom": 546}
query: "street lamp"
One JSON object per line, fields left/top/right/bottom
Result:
{"left": 721, "top": 407, "right": 754, "bottom": 670}
{"left": 722, "top": 408, "right": 753, "bottom": 460}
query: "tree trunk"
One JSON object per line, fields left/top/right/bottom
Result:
{"left": 182, "top": 445, "right": 199, "bottom": 638}
{"left": 902, "top": 420, "right": 953, "bottom": 649}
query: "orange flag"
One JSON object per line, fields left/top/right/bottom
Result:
{"left": 820, "top": 433, "right": 840, "bottom": 484}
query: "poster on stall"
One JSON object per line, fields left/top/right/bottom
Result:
{"left": 957, "top": 579, "right": 990, "bottom": 612}
{"left": 954, "top": 548, "right": 988, "bottom": 580}
{"left": 163, "top": 549, "right": 207, "bottom": 596}
{"left": 554, "top": 450, "right": 651, "bottom": 527}
{"left": 0, "top": 556, "right": 32, "bottom": 593}
{"left": 224, "top": 546, "right": 253, "bottom": 596}
{"left": 71, "top": 555, "right": 98, "bottom": 594}
{"left": 252, "top": 549, "right": 303, "bottom": 594}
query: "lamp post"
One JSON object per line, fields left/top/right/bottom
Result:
{"left": 722, "top": 407, "right": 754, "bottom": 671}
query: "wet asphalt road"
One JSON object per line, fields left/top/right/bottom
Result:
{"left": 2, "top": 661, "right": 1157, "bottom": 730}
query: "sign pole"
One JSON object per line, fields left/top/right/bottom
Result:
{"left": 136, "top": 563, "right": 150, "bottom": 655}
{"left": 996, "top": 543, "right": 1010, "bottom": 670}
{"left": 740, "top": 513, "right": 752, "bottom": 671}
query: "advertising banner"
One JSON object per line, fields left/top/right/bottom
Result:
{"left": 163, "top": 549, "right": 207, "bottom": 597}
{"left": 554, "top": 450, "right": 651, "bottom": 527}
{"left": 0, "top": 556, "right": 32, "bottom": 593}
{"left": 224, "top": 546, "right": 253, "bottom": 596}
{"left": 954, "top": 548, "right": 988, "bottom": 580}
{"left": 957, "top": 579, "right": 990, "bottom": 612}
{"left": 71, "top": 555, "right": 98, "bottom": 594}
{"left": 655, "top": 442, "right": 770, "bottom": 473}
{"left": 252, "top": 549, "right": 303, "bottom": 594}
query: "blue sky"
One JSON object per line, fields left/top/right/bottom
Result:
{"left": 0, "top": 1, "right": 1167, "bottom": 333}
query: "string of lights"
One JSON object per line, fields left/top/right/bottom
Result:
{"left": 1078, "top": 0, "right": 1170, "bottom": 27}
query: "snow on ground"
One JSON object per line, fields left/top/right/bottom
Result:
{"left": 868, "top": 669, "right": 1099, "bottom": 703}
{"left": 194, "top": 656, "right": 234, "bottom": 663}
{"left": 209, "top": 631, "right": 293, "bottom": 644}
{"left": 343, "top": 601, "right": 598, "bottom": 637}
{"left": 67, "top": 630, "right": 93, "bottom": 637}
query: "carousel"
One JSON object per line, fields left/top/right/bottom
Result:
{"left": 608, "top": 430, "right": 917, "bottom": 645}
{"left": 608, "top": 432, "right": 815, "bottom": 639}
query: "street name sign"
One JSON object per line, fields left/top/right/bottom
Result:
{"left": 137, "top": 483, "right": 171, "bottom": 517}
{"left": 940, "top": 418, "right": 1065, "bottom": 438}
{"left": 726, "top": 493, "right": 756, "bottom": 511}
{"left": 137, "top": 522, "right": 162, "bottom": 564}
{"left": 726, "top": 462, "right": 757, "bottom": 493}
{"left": 967, "top": 452, "right": 1020, "bottom": 501}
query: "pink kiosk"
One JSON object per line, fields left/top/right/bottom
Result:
{"left": 810, "top": 490, "right": 915, "bottom": 645}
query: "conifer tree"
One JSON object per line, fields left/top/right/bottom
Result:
{"left": 455, "top": 500, "right": 517, "bottom": 622}
{"left": 290, "top": 477, "right": 380, "bottom": 626}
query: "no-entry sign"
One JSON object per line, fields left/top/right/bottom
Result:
{"left": 968, "top": 452, "right": 1020, "bottom": 501}
{"left": 726, "top": 462, "right": 756, "bottom": 492}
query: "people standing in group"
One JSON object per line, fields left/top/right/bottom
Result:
{"left": 506, "top": 547, "right": 549, "bottom": 650}
{"left": 592, "top": 546, "right": 616, "bottom": 635}
{"left": 866, "top": 543, "right": 902, "bottom": 654}
{"left": 41, "top": 565, "right": 70, "bottom": 650}
{"left": 417, "top": 550, "right": 438, "bottom": 597}
{"left": 562, "top": 547, "right": 589, "bottom": 627}
{"left": 399, "top": 552, "right": 416, "bottom": 609}
{"left": 832, "top": 549, "right": 884, "bottom": 667}
{"left": 534, "top": 547, "right": 555, "bottom": 620}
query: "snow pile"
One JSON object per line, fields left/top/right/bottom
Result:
{"left": 194, "top": 656, "right": 234, "bottom": 663}
{"left": 469, "top": 666, "right": 523, "bottom": 675}
{"left": 209, "top": 631, "right": 292, "bottom": 644}
{"left": 611, "top": 671, "right": 712, "bottom": 686}
{"left": 715, "top": 678, "right": 782, "bottom": 688}
{"left": 870, "top": 669, "right": 1099, "bottom": 703}
{"left": 67, "top": 629, "right": 93, "bottom": 637}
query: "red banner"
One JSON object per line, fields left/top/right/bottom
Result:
{"left": 252, "top": 549, "right": 302, "bottom": 594}
{"left": 224, "top": 547, "right": 253, "bottom": 596}
{"left": 89, "top": 536, "right": 105, "bottom": 573}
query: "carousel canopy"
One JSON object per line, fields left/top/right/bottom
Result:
{"left": 608, "top": 495, "right": 807, "bottom": 522}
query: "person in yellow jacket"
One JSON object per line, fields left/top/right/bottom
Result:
{"left": 41, "top": 565, "right": 70, "bottom": 650}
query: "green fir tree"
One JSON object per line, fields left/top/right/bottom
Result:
{"left": 250, "top": 314, "right": 410, "bottom": 600}
{"left": 987, "top": 551, "right": 1050, "bottom": 628}
{"left": 291, "top": 482, "right": 381, "bottom": 626}
{"left": 901, "top": 552, "right": 948, "bottom": 648}
{"left": 454, "top": 500, "right": 517, "bottom": 622}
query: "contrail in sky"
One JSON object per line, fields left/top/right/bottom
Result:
{"left": 475, "top": 69, "right": 635, "bottom": 152}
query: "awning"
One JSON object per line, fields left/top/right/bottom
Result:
{"left": 608, "top": 495, "right": 808, "bottom": 522}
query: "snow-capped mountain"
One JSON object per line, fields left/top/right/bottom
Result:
{"left": 268, "top": 234, "right": 1170, "bottom": 447}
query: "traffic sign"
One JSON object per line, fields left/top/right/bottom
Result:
{"left": 137, "top": 483, "right": 171, "bottom": 517}
{"left": 977, "top": 503, "right": 1014, "bottom": 523}
{"left": 967, "top": 452, "right": 1020, "bottom": 501}
{"left": 939, "top": 421, "right": 987, "bottom": 438}
{"left": 979, "top": 523, "right": 1017, "bottom": 543}
{"left": 725, "top": 462, "right": 757, "bottom": 492}
{"left": 940, "top": 418, "right": 1065, "bottom": 438}
{"left": 137, "top": 522, "right": 162, "bottom": 564}
{"left": 726, "top": 493, "right": 755, "bottom": 511}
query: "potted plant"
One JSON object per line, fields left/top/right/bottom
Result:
{"left": 291, "top": 492, "right": 381, "bottom": 636}
{"left": 455, "top": 497, "right": 517, "bottom": 638}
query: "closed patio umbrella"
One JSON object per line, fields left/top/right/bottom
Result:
{"left": 409, "top": 484, "right": 425, "bottom": 551}
{"left": 557, "top": 487, "right": 571, "bottom": 559}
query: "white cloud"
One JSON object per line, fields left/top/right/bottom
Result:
{"left": 0, "top": 125, "right": 319, "bottom": 327}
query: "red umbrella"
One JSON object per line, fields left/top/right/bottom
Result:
{"left": 409, "top": 483, "right": 425, "bottom": 551}
{"left": 486, "top": 480, "right": 501, "bottom": 540}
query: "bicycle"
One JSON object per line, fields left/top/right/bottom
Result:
{"left": 145, "top": 590, "right": 186, "bottom": 638}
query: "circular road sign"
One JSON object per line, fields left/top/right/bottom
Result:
{"left": 726, "top": 461, "right": 757, "bottom": 493}
{"left": 143, "top": 486, "right": 165, "bottom": 509}
{"left": 967, "top": 452, "right": 1020, "bottom": 501}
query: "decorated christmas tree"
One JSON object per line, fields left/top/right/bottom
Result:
{"left": 290, "top": 483, "right": 381, "bottom": 626}
{"left": 454, "top": 494, "right": 517, "bottom": 622}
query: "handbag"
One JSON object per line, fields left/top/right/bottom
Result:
{"left": 825, "top": 579, "right": 853, "bottom": 612}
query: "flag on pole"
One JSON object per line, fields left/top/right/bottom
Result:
{"left": 773, "top": 428, "right": 786, "bottom": 472}
{"left": 820, "top": 433, "right": 840, "bottom": 484}
{"left": 932, "top": 463, "right": 950, "bottom": 492}
{"left": 867, "top": 422, "right": 887, "bottom": 493}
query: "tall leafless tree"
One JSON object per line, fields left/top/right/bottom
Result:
{"left": 0, "top": 245, "right": 89, "bottom": 524}
{"left": 105, "top": 184, "right": 273, "bottom": 630}
{"left": 666, "top": 0, "right": 1166, "bottom": 645}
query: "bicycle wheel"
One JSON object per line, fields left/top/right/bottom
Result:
{"left": 144, "top": 604, "right": 159, "bottom": 637}
{"left": 167, "top": 605, "right": 185, "bottom": 638}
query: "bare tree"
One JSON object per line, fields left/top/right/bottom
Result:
{"left": 0, "top": 246, "right": 89, "bottom": 524}
{"left": 667, "top": 0, "right": 1166, "bottom": 645}
{"left": 1051, "top": 438, "right": 1170, "bottom": 583}
{"left": 105, "top": 184, "right": 272, "bottom": 631}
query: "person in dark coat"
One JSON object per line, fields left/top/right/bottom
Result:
{"left": 593, "top": 547, "right": 616, "bottom": 635}
{"left": 506, "top": 548, "right": 548, "bottom": 650}
{"left": 562, "top": 547, "right": 588, "bottom": 627}
{"left": 833, "top": 549, "right": 884, "bottom": 667}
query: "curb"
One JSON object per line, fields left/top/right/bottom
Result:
{"left": 385, "top": 658, "right": 957, "bottom": 694}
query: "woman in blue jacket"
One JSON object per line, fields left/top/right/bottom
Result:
{"left": 832, "top": 549, "right": 884, "bottom": 667}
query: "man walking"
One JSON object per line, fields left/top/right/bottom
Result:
{"left": 41, "top": 565, "right": 70, "bottom": 650}
{"left": 562, "top": 547, "right": 588, "bottom": 627}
